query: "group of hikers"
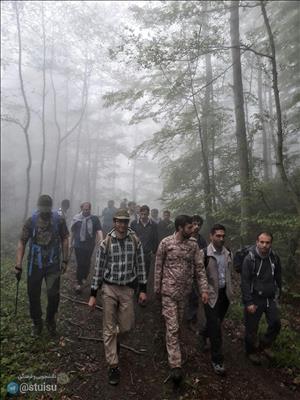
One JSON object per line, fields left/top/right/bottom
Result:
{"left": 14, "top": 194, "right": 282, "bottom": 387}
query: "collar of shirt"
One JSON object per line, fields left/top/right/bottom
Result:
{"left": 110, "top": 229, "right": 132, "bottom": 239}
{"left": 138, "top": 218, "right": 152, "bottom": 227}
{"left": 211, "top": 244, "right": 225, "bottom": 255}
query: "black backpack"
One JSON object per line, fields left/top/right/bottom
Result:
{"left": 233, "top": 246, "right": 254, "bottom": 273}
{"left": 233, "top": 245, "right": 279, "bottom": 275}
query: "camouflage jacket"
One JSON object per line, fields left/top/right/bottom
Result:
{"left": 154, "top": 234, "right": 208, "bottom": 300}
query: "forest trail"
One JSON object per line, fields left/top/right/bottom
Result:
{"left": 53, "top": 259, "right": 300, "bottom": 400}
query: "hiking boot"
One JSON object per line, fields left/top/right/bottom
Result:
{"left": 74, "top": 284, "right": 82, "bottom": 294}
{"left": 170, "top": 367, "right": 183, "bottom": 384}
{"left": 108, "top": 366, "right": 120, "bottom": 385}
{"left": 247, "top": 353, "right": 262, "bottom": 365}
{"left": 262, "top": 348, "right": 275, "bottom": 360}
{"left": 212, "top": 362, "right": 226, "bottom": 376}
{"left": 31, "top": 320, "right": 43, "bottom": 337}
{"left": 198, "top": 335, "right": 210, "bottom": 353}
{"left": 46, "top": 319, "right": 57, "bottom": 337}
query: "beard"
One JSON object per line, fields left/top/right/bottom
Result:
{"left": 182, "top": 231, "right": 191, "bottom": 239}
{"left": 40, "top": 212, "right": 51, "bottom": 220}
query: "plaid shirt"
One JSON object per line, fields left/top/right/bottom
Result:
{"left": 90, "top": 228, "right": 147, "bottom": 296}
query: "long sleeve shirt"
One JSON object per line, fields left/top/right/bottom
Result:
{"left": 130, "top": 218, "right": 158, "bottom": 254}
{"left": 90, "top": 228, "right": 147, "bottom": 297}
{"left": 154, "top": 234, "right": 208, "bottom": 300}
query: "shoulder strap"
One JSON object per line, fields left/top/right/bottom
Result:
{"left": 248, "top": 250, "right": 257, "bottom": 275}
{"left": 129, "top": 232, "right": 139, "bottom": 254}
{"left": 31, "top": 210, "right": 39, "bottom": 239}
{"left": 52, "top": 211, "right": 59, "bottom": 234}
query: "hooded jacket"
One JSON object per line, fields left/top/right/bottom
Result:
{"left": 241, "top": 246, "right": 282, "bottom": 306}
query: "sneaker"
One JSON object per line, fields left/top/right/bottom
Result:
{"left": 108, "top": 366, "right": 120, "bottom": 386}
{"left": 212, "top": 362, "right": 226, "bottom": 376}
{"left": 46, "top": 319, "right": 57, "bottom": 337}
{"left": 247, "top": 353, "right": 262, "bottom": 365}
{"left": 31, "top": 320, "right": 43, "bottom": 337}
{"left": 170, "top": 367, "right": 183, "bottom": 384}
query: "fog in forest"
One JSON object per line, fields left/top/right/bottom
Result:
{"left": 1, "top": 1, "right": 299, "bottom": 260}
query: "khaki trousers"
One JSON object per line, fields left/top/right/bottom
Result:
{"left": 102, "top": 283, "right": 135, "bottom": 367}
{"left": 162, "top": 296, "right": 185, "bottom": 369}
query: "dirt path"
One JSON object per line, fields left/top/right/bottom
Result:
{"left": 54, "top": 262, "right": 299, "bottom": 400}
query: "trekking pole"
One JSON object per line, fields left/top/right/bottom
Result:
{"left": 14, "top": 266, "right": 22, "bottom": 316}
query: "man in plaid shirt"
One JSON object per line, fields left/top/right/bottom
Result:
{"left": 88, "top": 209, "right": 147, "bottom": 386}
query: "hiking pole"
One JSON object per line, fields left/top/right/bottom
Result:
{"left": 14, "top": 266, "right": 22, "bottom": 316}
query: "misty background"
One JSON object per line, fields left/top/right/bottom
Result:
{"left": 1, "top": 1, "right": 300, "bottom": 272}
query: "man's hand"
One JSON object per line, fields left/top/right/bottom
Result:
{"left": 14, "top": 265, "right": 22, "bottom": 282}
{"left": 61, "top": 260, "right": 68, "bottom": 274}
{"left": 88, "top": 296, "right": 97, "bottom": 310}
{"left": 201, "top": 292, "right": 209, "bottom": 304}
{"left": 246, "top": 304, "right": 257, "bottom": 314}
{"left": 138, "top": 292, "right": 147, "bottom": 306}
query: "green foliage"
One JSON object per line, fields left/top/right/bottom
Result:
{"left": 0, "top": 260, "right": 61, "bottom": 399}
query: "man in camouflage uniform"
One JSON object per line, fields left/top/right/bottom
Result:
{"left": 154, "top": 214, "right": 208, "bottom": 384}
{"left": 14, "top": 195, "right": 69, "bottom": 336}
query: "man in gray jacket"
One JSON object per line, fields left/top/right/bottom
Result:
{"left": 201, "top": 223, "right": 233, "bottom": 376}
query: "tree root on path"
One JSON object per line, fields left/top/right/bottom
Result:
{"left": 61, "top": 293, "right": 103, "bottom": 310}
{"left": 78, "top": 335, "right": 147, "bottom": 355}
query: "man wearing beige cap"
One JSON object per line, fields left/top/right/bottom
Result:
{"left": 14, "top": 195, "right": 69, "bottom": 337}
{"left": 89, "top": 209, "right": 147, "bottom": 386}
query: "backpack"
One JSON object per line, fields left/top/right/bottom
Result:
{"left": 28, "top": 210, "right": 60, "bottom": 276}
{"left": 233, "top": 245, "right": 254, "bottom": 273}
{"left": 233, "top": 245, "right": 279, "bottom": 275}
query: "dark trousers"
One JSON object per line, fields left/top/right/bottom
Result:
{"left": 27, "top": 263, "right": 61, "bottom": 323}
{"left": 244, "top": 296, "right": 281, "bottom": 354}
{"left": 75, "top": 247, "right": 94, "bottom": 284}
{"left": 204, "top": 288, "right": 229, "bottom": 364}
{"left": 144, "top": 252, "right": 152, "bottom": 279}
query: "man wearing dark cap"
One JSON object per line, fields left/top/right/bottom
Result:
{"left": 14, "top": 195, "right": 69, "bottom": 336}
{"left": 89, "top": 209, "right": 147, "bottom": 386}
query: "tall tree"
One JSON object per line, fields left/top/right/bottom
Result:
{"left": 13, "top": 1, "right": 32, "bottom": 221}
{"left": 39, "top": 1, "right": 46, "bottom": 196}
{"left": 261, "top": 0, "right": 300, "bottom": 215}
{"left": 257, "top": 61, "right": 270, "bottom": 180}
{"left": 229, "top": 1, "right": 251, "bottom": 242}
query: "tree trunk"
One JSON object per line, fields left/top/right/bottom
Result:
{"left": 230, "top": 1, "right": 251, "bottom": 242}
{"left": 261, "top": 0, "right": 300, "bottom": 215}
{"left": 69, "top": 121, "right": 82, "bottom": 202}
{"left": 51, "top": 51, "right": 89, "bottom": 201}
{"left": 263, "top": 77, "right": 273, "bottom": 178}
{"left": 257, "top": 61, "right": 270, "bottom": 180}
{"left": 14, "top": 2, "right": 32, "bottom": 221}
{"left": 39, "top": 2, "right": 46, "bottom": 196}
